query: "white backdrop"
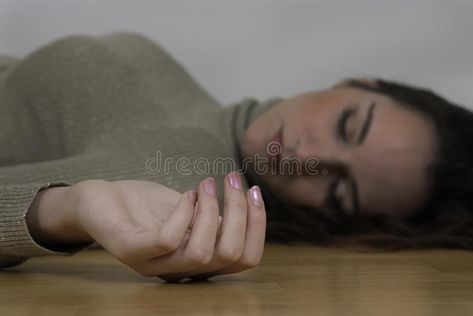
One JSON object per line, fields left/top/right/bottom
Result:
{"left": 0, "top": 0, "right": 471, "bottom": 108}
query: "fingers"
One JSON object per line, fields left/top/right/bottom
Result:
{"left": 119, "top": 189, "right": 197, "bottom": 265}
{"left": 215, "top": 185, "right": 266, "bottom": 274}
{"left": 183, "top": 177, "right": 219, "bottom": 259}
{"left": 188, "top": 185, "right": 266, "bottom": 280}
{"left": 137, "top": 177, "right": 220, "bottom": 277}
{"left": 156, "top": 190, "right": 198, "bottom": 253}
{"left": 219, "top": 172, "right": 248, "bottom": 250}
{"left": 181, "top": 171, "right": 248, "bottom": 276}
{"left": 131, "top": 175, "right": 266, "bottom": 281}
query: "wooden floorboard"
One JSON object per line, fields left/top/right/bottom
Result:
{"left": 1, "top": 244, "right": 472, "bottom": 315}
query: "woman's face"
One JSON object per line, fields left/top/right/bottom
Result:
{"left": 240, "top": 81, "right": 437, "bottom": 218}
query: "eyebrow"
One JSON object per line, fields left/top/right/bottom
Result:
{"left": 356, "top": 101, "right": 377, "bottom": 145}
{"left": 351, "top": 101, "right": 376, "bottom": 214}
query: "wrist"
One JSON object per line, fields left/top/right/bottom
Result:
{"left": 26, "top": 185, "right": 94, "bottom": 250}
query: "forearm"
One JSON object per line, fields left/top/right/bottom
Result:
{"left": 25, "top": 185, "right": 94, "bottom": 251}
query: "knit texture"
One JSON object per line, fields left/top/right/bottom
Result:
{"left": 0, "top": 32, "right": 282, "bottom": 268}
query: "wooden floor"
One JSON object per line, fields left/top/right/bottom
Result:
{"left": 1, "top": 244, "right": 473, "bottom": 315}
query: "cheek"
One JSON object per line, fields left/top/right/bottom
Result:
{"left": 289, "top": 102, "right": 332, "bottom": 133}
{"left": 297, "top": 103, "right": 321, "bottom": 121}
{"left": 281, "top": 175, "right": 331, "bottom": 208}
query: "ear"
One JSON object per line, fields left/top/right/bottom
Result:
{"left": 332, "top": 77, "right": 378, "bottom": 89}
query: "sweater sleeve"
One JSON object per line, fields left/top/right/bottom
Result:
{"left": 0, "top": 125, "right": 232, "bottom": 269}
{"left": 0, "top": 120, "right": 230, "bottom": 268}
{"left": 0, "top": 148, "right": 138, "bottom": 269}
{"left": 0, "top": 181, "right": 91, "bottom": 268}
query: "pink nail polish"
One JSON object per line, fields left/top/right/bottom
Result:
{"left": 228, "top": 172, "right": 242, "bottom": 189}
{"left": 249, "top": 185, "right": 263, "bottom": 206}
{"left": 204, "top": 177, "right": 216, "bottom": 196}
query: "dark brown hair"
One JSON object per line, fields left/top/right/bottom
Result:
{"left": 249, "top": 78, "right": 473, "bottom": 252}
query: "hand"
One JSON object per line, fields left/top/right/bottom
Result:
{"left": 68, "top": 172, "right": 266, "bottom": 281}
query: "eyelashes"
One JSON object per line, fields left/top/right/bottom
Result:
{"left": 330, "top": 104, "right": 358, "bottom": 213}
{"left": 337, "top": 105, "right": 358, "bottom": 142}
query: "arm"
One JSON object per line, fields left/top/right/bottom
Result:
{"left": 0, "top": 33, "right": 178, "bottom": 265}
{"left": 0, "top": 149, "right": 133, "bottom": 268}
{"left": 25, "top": 184, "right": 93, "bottom": 252}
{"left": 0, "top": 182, "right": 94, "bottom": 269}
{"left": 0, "top": 34, "right": 266, "bottom": 278}
{"left": 23, "top": 175, "right": 266, "bottom": 282}
{"left": 0, "top": 34, "right": 125, "bottom": 266}
{"left": 6, "top": 171, "right": 267, "bottom": 282}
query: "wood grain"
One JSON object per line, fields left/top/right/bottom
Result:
{"left": 1, "top": 244, "right": 472, "bottom": 315}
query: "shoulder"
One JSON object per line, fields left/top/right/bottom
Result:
{"left": 30, "top": 32, "right": 165, "bottom": 54}
{"left": 14, "top": 32, "right": 173, "bottom": 71}
{"left": 0, "top": 55, "right": 19, "bottom": 71}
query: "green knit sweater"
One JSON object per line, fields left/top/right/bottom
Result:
{"left": 0, "top": 32, "right": 282, "bottom": 268}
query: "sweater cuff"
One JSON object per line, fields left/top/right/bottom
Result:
{"left": 0, "top": 182, "right": 95, "bottom": 257}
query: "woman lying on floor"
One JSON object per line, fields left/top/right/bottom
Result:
{"left": 0, "top": 32, "right": 472, "bottom": 282}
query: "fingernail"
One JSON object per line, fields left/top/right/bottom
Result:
{"left": 249, "top": 185, "right": 263, "bottom": 206}
{"left": 204, "top": 177, "right": 216, "bottom": 196}
{"left": 186, "top": 190, "right": 197, "bottom": 204}
{"left": 228, "top": 171, "right": 242, "bottom": 189}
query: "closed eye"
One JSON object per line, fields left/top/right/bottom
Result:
{"left": 331, "top": 101, "right": 376, "bottom": 215}
{"left": 337, "top": 104, "right": 359, "bottom": 142}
